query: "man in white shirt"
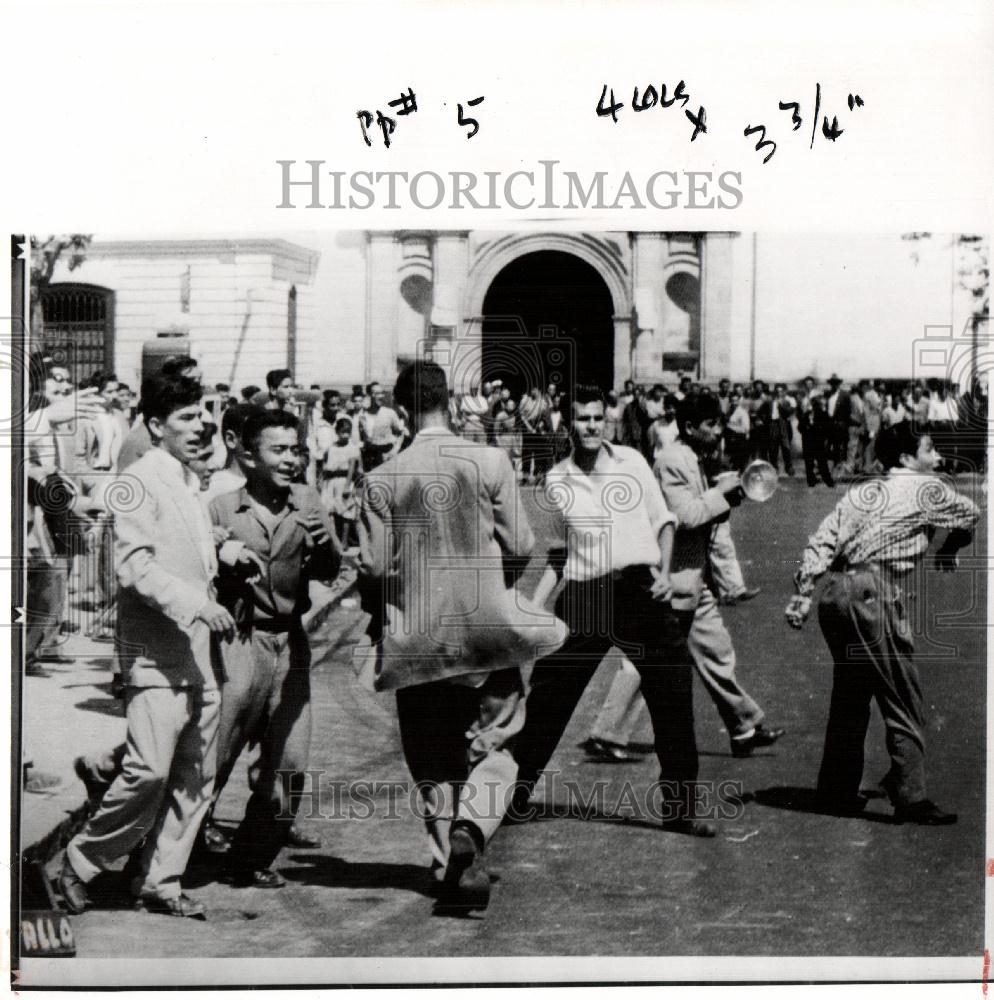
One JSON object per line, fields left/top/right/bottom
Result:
{"left": 512, "top": 384, "right": 717, "bottom": 837}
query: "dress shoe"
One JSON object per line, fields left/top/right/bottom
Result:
{"left": 893, "top": 799, "right": 958, "bottom": 826}
{"left": 285, "top": 825, "right": 321, "bottom": 849}
{"left": 58, "top": 857, "right": 90, "bottom": 914}
{"left": 202, "top": 823, "right": 232, "bottom": 854}
{"left": 437, "top": 825, "right": 490, "bottom": 912}
{"left": 730, "top": 724, "right": 786, "bottom": 757}
{"left": 579, "top": 737, "right": 646, "bottom": 763}
{"left": 228, "top": 867, "right": 287, "bottom": 888}
{"left": 661, "top": 818, "right": 717, "bottom": 838}
{"left": 135, "top": 893, "right": 207, "bottom": 919}
{"left": 74, "top": 756, "right": 111, "bottom": 804}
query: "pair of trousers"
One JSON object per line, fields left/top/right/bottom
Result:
{"left": 514, "top": 570, "right": 699, "bottom": 816}
{"left": 395, "top": 668, "right": 525, "bottom": 876}
{"left": 222, "top": 625, "right": 313, "bottom": 873}
{"left": 66, "top": 686, "right": 220, "bottom": 900}
{"left": 590, "top": 587, "right": 764, "bottom": 745}
{"left": 816, "top": 567, "right": 926, "bottom": 806}
{"left": 767, "top": 426, "right": 794, "bottom": 475}
{"left": 708, "top": 520, "right": 746, "bottom": 600}
{"left": 801, "top": 435, "right": 834, "bottom": 487}
{"left": 25, "top": 556, "right": 68, "bottom": 661}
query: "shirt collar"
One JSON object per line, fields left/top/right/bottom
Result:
{"left": 562, "top": 439, "right": 618, "bottom": 476}
{"left": 414, "top": 426, "right": 455, "bottom": 440}
{"left": 233, "top": 484, "right": 300, "bottom": 512}
{"left": 147, "top": 445, "right": 199, "bottom": 491}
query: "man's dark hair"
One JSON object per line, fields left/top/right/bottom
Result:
{"left": 394, "top": 361, "right": 447, "bottom": 417}
{"left": 161, "top": 355, "right": 197, "bottom": 377}
{"left": 141, "top": 373, "right": 203, "bottom": 426}
{"left": 875, "top": 422, "right": 922, "bottom": 470}
{"left": 366, "top": 381, "right": 380, "bottom": 395}
{"left": 266, "top": 368, "right": 292, "bottom": 391}
{"left": 335, "top": 416, "right": 353, "bottom": 434}
{"left": 323, "top": 388, "right": 341, "bottom": 402}
{"left": 241, "top": 407, "right": 300, "bottom": 452}
{"left": 564, "top": 383, "right": 604, "bottom": 421}
{"left": 215, "top": 382, "right": 230, "bottom": 393}
{"left": 94, "top": 372, "right": 118, "bottom": 392}
{"left": 117, "top": 381, "right": 130, "bottom": 393}
{"left": 220, "top": 402, "right": 253, "bottom": 441}
{"left": 675, "top": 393, "right": 722, "bottom": 439}
{"left": 241, "top": 384, "right": 261, "bottom": 401}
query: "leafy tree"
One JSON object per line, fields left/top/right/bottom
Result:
{"left": 29, "top": 234, "right": 92, "bottom": 333}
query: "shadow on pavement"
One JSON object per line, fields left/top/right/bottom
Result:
{"left": 750, "top": 785, "right": 895, "bottom": 823}
{"left": 278, "top": 853, "right": 437, "bottom": 898}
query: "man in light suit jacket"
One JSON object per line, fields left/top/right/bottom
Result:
{"left": 60, "top": 373, "right": 235, "bottom": 919}
{"left": 357, "top": 361, "right": 563, "bottom": 913}
{"left": 655, "top": 394, "right": 785, "bottom": 756}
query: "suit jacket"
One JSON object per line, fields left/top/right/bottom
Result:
{"left": 114, "top": 446, "right": 221, "bottom": 689}
{"left": 356, "top": 427, "right": 565, "bottom": 690}
{"left": 654, "top": 441, "right": 730, "bottom": 611}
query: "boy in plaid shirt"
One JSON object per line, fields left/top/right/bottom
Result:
{"left": 785, "top": 421, "right": 979, "bottom": 824}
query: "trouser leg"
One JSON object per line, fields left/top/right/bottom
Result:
{"left": 514, "top": 648, "right": 603, "bottom": 792}
{"left": 138, "top": 689, "right": 220, "bottom": 900}
{"left": 232, "top": 628, "right": 312, "bottom": 872}
{"left": 688, "top": 588, "right": 765, "bottom": 738}
{"left": 590, "top": 655, "right": 645, "bottom": 745}
{"left": 708, "top": 520, "right": 746, "bottom": 599}
{"left": 629, "top": 600, "right": 699, "bottom": 816}
{"left": 861, "top": 588, "right": 927, "bottom": 806}
{"left": 803, "top": 447, "right": 818, "bottom": 486}
{"left": 212, "top": 631, "right": 268, "bottom": 809}
{"left": 67, "top": 688, "right": 194, "bottom": 885}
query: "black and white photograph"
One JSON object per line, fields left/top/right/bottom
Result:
{"left": 11, "top": 227, "right": 990, "bottom": 968}
{"left": 3, "top": 0, "right": 994, "bottom": 991}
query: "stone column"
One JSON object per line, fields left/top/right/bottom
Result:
{"left": 613, "top": 315, "right": 634, "bottom": 387}
{"left": 632, "top": 233, "right": 666, "bottom": 383}
{"left": 366, "top": 232, "right": 399, "bottom": 384}
{"left": 700, "top": 232, "right": 736, "bottom": 381}
{"left": 430, "top": 232, "right": 470, "bottom": 388}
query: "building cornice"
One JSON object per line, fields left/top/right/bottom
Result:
{"left": 84, "top": 238, "right": 320, "bottom": 284}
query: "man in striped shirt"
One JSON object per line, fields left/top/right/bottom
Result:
{"left": 786, "top": 422, "right": 979, "bottom": 824}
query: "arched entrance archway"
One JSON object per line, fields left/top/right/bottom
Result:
{"left": 481, "top": 251, "right": 615, "bottom": 396}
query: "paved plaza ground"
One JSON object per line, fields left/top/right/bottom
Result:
{"left": 19, "top": 473, "right": 988, "bottom": 962}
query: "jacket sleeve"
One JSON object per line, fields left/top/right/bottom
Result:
{"left": 302, "top": 488, "right": 343, "bottom": 579}
{"left": 654, "top": 454, "right": 730, "bottom": 530}
{"left": 114, "top": 478, "right": 208, "bottom": 628}
{"left": 489, "top": 449, "right": 534, "bottom": 586}
{"left": 357, "top": 472, "right": 394, "bottom": 642}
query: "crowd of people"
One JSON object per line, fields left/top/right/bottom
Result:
{"left": 446, "top": 373, "right": 988, "bottom": 487}
{"left": 22, "top": 350, "right": 983, "bottom": 922}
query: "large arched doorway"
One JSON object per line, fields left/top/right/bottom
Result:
{"left": 481, "top": 251, "right": 615, "bottom": 396}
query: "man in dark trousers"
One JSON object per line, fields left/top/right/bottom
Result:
{"left": 797, "top": 382, "right": 835, "bottom": 487}
{"left": 357, "top": 360, "right": 562, "bottom": 913}
{"left": 512, "top": 384, "right": 716, "bottom": 837}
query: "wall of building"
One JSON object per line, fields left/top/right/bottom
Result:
{"left": 47, "top": 239, "right": 322, "bottom": 391}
